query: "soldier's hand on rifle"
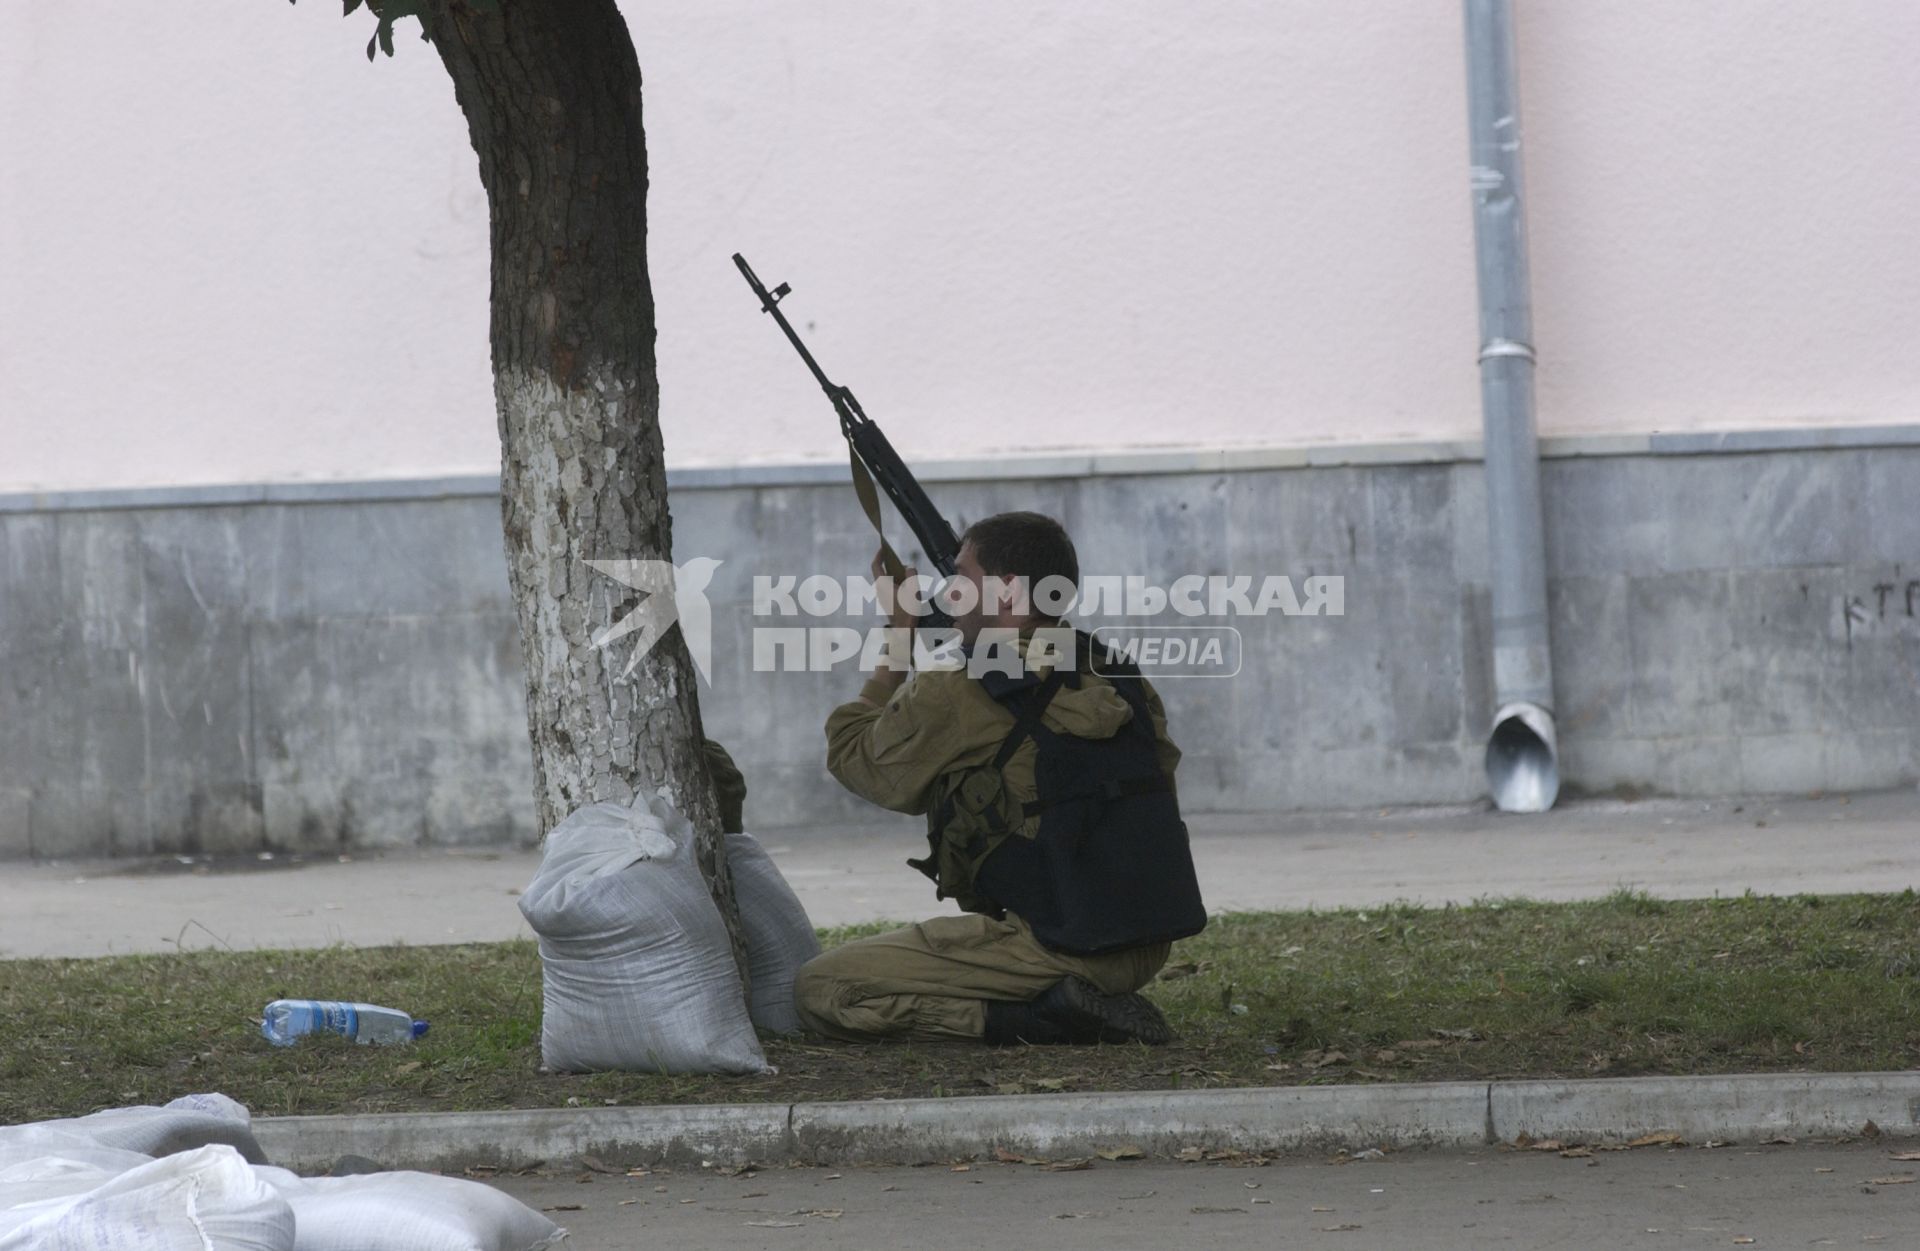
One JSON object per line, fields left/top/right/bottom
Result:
{"left": 870, "top": 547, "right": 925, "bottom": 633}
{"left": 859, "top": 546, "right": 918, "bottom": 701}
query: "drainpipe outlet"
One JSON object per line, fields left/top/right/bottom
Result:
{"left": 1487, "top": 700, "right": 1558, "bottom": 813}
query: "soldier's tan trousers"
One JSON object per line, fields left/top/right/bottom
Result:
{"left": 792, "top": 912, "right": 1170, "bottom": 1042}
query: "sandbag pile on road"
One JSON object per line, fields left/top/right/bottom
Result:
{"left": 0, "top": 1095, "right": 563, "bottom": 1251}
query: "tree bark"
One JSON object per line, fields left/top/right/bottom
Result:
{"left": 417, "top": 0, "right": 742, "bottom": 967}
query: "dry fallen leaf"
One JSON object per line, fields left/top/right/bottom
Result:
{"left": 950, "top": 1164, "right": 972, "bottom": 1173}
{"left": 1888, "top": 1152, "right": 1920, "bottom": 1162}
{"left": 1302, "top": 1049, "right": 1350, "bottom": 1069}
{"left": 1733, "top": 1239, "right": 1755, "bottom": 1245}
{"left": 993, "top": 1147, "right": 1030, "bottom": 1164}
{"left": 746, "top": 1220, "right": 802, "bottom": 1228}
{"left": 1527, "top": 1139, "right": 1566, "bottom": 1152}
{"left": 1097, "top": 1146, "right": 1145, "bottom": 1161}
{"left": 1045, "top": 1158, "right": 1093, "bottom": 1173}
{"left": 1627, "top": 1132, "right": 1685, "bottom": 1148}
{"left": 1867, "top": 1175, "right": 1916, "bottom": 1186}
{"left": 1559, "top": 1148, "right": 1594, "bottom": 1159}
{"left": 1762, "top": 1136, "right": 1796, "bottom": 1146}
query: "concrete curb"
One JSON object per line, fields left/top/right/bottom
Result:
{"left": 250, "top": 1073, "right": 1920, "bottom": 1173}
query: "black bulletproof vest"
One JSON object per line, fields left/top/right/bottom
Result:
{"left": 971, "top": 638, "right": 1209, "bottom": 956}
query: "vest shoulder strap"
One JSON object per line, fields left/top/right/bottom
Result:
{"left": 989, "top": 667, "right": 1069, "bottom": 771}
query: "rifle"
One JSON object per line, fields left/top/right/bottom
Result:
{"left": 733, "top": 253, "right": 961, "bottom": 628}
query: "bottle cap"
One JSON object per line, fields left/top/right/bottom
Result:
{"left": 412, "top": 1021, "right": 430, "bottom": 1038}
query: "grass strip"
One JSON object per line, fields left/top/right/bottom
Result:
{"left": 4, "top": 890, "right": 1917, "bottom": 1124}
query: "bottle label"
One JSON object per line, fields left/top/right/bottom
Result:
{"left": 318, "top": 1002, "right": 359, "bottom": 1039}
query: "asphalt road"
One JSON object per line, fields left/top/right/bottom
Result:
{"left": 488, "top": 1141, "right": 1920, "bottom": 1250}
{"left": 3, "top": 789, "right": 1916, "bottom": 958}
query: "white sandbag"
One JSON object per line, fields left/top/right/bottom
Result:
{"left": 2, "top": 1093, "right": 265, "bottom": 1164}
{"left": 253, "top": 1167, "right": 564, "bottom": 1251}
{"left": 0, "top": 1125, "right": 153, "bottom": 1174}
{"left": 519, "top": 794, "right": 769, "bottom": 1075}
{"left": 726, "top": 831, "right": 821, "bottom": 1035}
{"left": 0, "top": 1144, "right": 293, "bottom": 1251}
{"left": 0, "top": 1153, "right": 150, "bottom": 1212}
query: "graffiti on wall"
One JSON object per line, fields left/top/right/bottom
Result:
{"left": 1841, "top": 571, "right": 1920, "bottom": 649}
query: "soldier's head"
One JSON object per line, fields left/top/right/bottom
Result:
{"left": 942, "top": 511, "right": 1079, "bottom": 647}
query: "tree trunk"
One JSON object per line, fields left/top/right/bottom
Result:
{"left": 417, "top": 0, "right": 742, "bottom": 968}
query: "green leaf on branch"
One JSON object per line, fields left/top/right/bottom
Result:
{"left": 292, "top": 0, "right": 499, "bottom": 61}
{"left": 361, "top": 0, "right": 421, "bottom": 60}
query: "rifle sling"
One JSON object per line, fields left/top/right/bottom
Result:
{"left": 849, "top": 444, "right": 909, "bottom": 585}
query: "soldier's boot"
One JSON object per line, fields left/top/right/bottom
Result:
{"left": 982, "top": 976, "right": 1173, "bottom": 1047}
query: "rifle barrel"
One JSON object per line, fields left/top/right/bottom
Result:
{"left": 732, "top": 252, "right": 849, "bottom": 413}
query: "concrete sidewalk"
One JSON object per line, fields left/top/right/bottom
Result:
{"left": 2, "top": 789, "right": 1915, "bottom": 959}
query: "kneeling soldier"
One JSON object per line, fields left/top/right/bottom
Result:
{"left": 794, "top": 511, "right": 1206, "bottom": 1046}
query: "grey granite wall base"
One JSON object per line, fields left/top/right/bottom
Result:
{"left": 1, "top": 437, "right": 1915, "bottom": 856}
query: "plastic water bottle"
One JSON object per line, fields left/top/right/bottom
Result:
{"left": 260, "top": 1000, "right": 429, "bottom": 1047}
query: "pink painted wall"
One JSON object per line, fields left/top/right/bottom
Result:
{"left": 2, "top": 1, "right": 1914, "bottom": 491}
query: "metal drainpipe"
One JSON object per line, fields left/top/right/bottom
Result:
{"left": 1464, "top": 0, "right": 1559, "bottom": 812}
